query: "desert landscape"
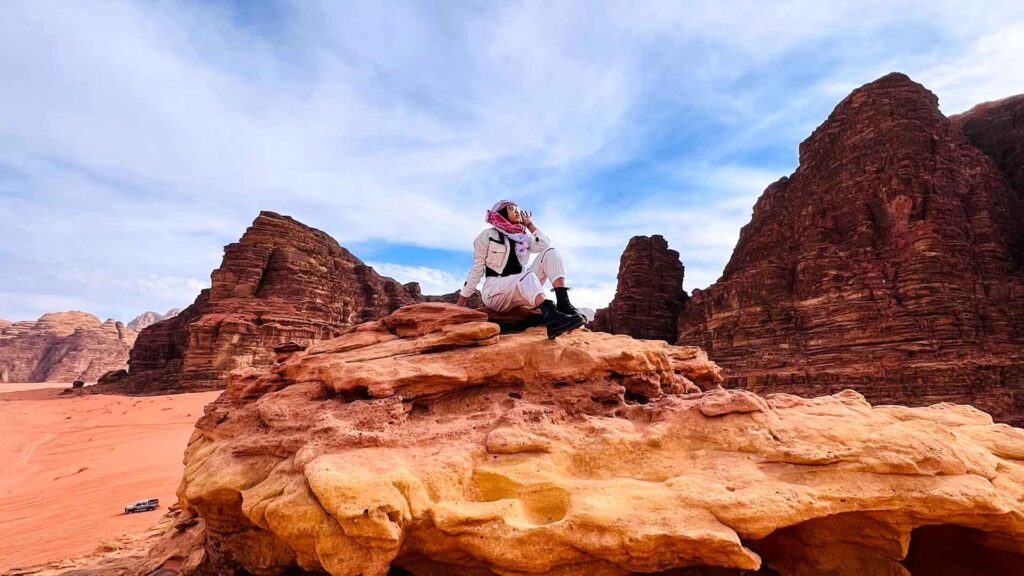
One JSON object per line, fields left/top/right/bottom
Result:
{"left": 0, "top": 384, "right": 218, "bottom": 572}
{"left": 3, "top": 72, "right": 1024, "bottom": 575}
{"left": 3, "top": 3, "right": 1024, "bottom": 575}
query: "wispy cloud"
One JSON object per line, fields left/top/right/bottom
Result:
{"left": 1, "top": 0, "right": 1023, "bottom": 320}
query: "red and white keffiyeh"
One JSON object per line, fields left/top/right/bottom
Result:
{"left": 485, "top": 200, "right": 531, "bottom": 261}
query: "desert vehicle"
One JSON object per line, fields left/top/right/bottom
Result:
{"left": 124, "top": 498, "right": 159, "bottom": 513}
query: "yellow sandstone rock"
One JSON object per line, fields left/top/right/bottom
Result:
{"left": 175, "top": 304, "right": 1024, "bottom": 576}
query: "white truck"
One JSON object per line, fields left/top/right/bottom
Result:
{"left": 124, "top": 498, "right": 159, "bottom": 513}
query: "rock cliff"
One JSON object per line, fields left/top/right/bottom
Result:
{"left": 0, "top": 311, "right": 136, "bottom": 383}
{"left": 953, "top": 94, "right": 1024, "bottom": 199}
{"left": 591, "top": 235, "right": 688, "bottom": 342}
{"left": 113, "top": 212, "right": 466, "bottom": 394}
{"left": 677, "top": 73, "right": 1024, "bottom": 426}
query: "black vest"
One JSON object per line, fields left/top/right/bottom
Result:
{"left": 485, "top": 231, "right": 523, "bottom": 277}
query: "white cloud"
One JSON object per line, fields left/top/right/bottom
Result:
{"left": 919, "top": 23, "right": 1024, "bottom": 114}
{"left": 365, "top": 263, "right": 462, "bottom": 297}
{"left": 137, "top": 275, "right": 209, "bottom": 303}
{"left": 2, "top": 0, "right": 1024, "bottom": 319}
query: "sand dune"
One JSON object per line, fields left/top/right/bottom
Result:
{"left": 0, "top": 385, "right": 220, "bottom": 571}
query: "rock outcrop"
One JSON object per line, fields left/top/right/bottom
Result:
{"left": 127, "top": 309, "right": 182, "bottom": 332}
{"left": 113, "top": 212, "right": 468, "bottom": 394}
{"left": 952, "top": 94, "right": 1024, "bottom": 198}
{"left": 13, "top": 304, "right": 1024, "bottom": 576}
{"left": 591, "top": 235, "right": 688, "bottom": 342}
{"left": 677, "top": 73, "right": 1024, "bottom": 426}
{"left": 0, "top": 312, "right": 136, "bottom": 383}
{"left": 81, "top": 303, "right": 1016, "bottom": 576}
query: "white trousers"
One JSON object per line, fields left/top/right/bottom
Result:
{"left": 481, "top": 247, "right": 566, "bottom": 312}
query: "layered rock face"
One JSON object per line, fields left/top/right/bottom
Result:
{"left": 678, "top": 73, "right": 1024, "bottom": 426}
{"left": 592, "top": 235, "right": 688, "bottom": 342}
{"left": 150, "top": 304, "right": 1024, "bottom": 576}
{"left": 0, "top": 311, "right": 136, "bottom": 383}
{"left": 116, "top": 212, "right": 459, "bottom": 393}
{"left": 953, "top": 94, "right": 1024, "bottom": 198}
{"left": 127, "top": 308, "right": 182, "bottom": 332}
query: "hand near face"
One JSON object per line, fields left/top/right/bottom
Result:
{"left": 519, "top": 209, "right": 533, "bottom": 226}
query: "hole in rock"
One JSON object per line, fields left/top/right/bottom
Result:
{"left": 508, "top": 391, "right": 523, "bottom": 399}
{"left": 901, "top": 524, "right": 1024, "bottom": 575}
{"left": 624, "top": 390, "right": 650, "bottom": 405}
{"left": 551, "top": 381, "right": 570, "bottom": 389}
{"left": 408, "top": 400, "right": 429, "bottom": 416}
{"left": 338, "top": 386, "right": 372, "bottom": 402}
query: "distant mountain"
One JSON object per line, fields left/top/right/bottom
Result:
{"left": 127, "top": 308, "right": 182, "bottom": 331}
{"left": 0, "top": 311, "right": 135, "bottom": 383}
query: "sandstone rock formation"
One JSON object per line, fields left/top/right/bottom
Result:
{"left": 12, "top": 304, "right": 1024, "bottom": 576}
{"left": 127, "top": 309, "right": 182, "bottom": 332}
{"left": 592, "top": 235, "right": 688, "bottom": 342}
{"left": 953, "top": 94, "right": 1024, "bottom": 198}
{"left": 677, "top": 73, "right": 1024, "bottom": 426}
{"left": 113, "top": 212, "right": 470, "bottom": 394}
{"left": 0, "top": 312, "right": 136, "bottom": 383}
{"left": 91, "top": 303, "right": 1016, "bottom": 576}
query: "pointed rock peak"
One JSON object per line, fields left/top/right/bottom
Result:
{"left": 799, "top": 71, "right": 944, "bottom": 169}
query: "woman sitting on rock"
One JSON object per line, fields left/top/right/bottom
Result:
{"left": 457, "top": 200, "right": 585, "bottom": 339}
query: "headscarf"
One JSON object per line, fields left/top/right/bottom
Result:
{"left": 485, "top": 200, "right": 531, "bottom": 261}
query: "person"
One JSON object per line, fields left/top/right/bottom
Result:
{"left": 457, "top": 200, "right": 585, "bottom": 339}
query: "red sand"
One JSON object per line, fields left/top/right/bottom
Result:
{"left": 0, "top": 385, "right": 220, "bottom": 571}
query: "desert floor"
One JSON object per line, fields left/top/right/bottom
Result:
{"left": 0, "top": 384, "right": 221, "bottom": 571}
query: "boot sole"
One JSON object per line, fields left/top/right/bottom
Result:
{"left": 547, "top": 315, "right": 586, "bottom": 339}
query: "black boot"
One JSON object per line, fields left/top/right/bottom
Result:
{"left": 553, "top": 287, "right": 585, "bottom": 320}
{"left": 538, "top": 300, "right": 584, "bottom": 339}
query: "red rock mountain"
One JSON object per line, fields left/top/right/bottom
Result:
{"left": 113, "top": 211, "right": 463, "bottom": 393}
{"left": 677, "top": 73, "right": 1024, "bottom": 426}
{"left": 591, "top": 235, "right": 688, "bottom": 342}
{"left": 0, "top": 311, "right": 136, "bottom": 383}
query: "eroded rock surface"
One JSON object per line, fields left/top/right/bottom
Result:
{"left": 0, "top": 312, "right": 136, "bottom": 383}
{"left": 161, "top": 303, "right": 1024, "bottom": 576}
{"left": 953, "top": 94, "right": 1024, "bottom": 198}
{"left": 112, "top": 212, "right": 467, "bottom": 394}
{"left": 592, "top": 235, "right": 688, "bottom": 342}
{"left": 678, "top": 73, "right": 1024, "bottom": 426}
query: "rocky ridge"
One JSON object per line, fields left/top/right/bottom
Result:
{"left": 676, "top": 73, "right": 1024, "bottom": 426}
{"left": 113, "top": 212, "right": 469, "bottom": 394}
{"left": 591, "top": 235, "right": 688, "bottom": 342}
{"left": 0, "top": 311, "right": 136, "bottom": 383}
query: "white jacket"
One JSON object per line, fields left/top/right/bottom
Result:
{"left": 460, "top": 226, "right": 551, "bottom": 298}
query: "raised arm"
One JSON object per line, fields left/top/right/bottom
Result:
{"left": 521, "top": 211, "right": 550, "bottom": 253}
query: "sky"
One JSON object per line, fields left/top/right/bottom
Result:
{"left": 1, "top": 1, "right": 1023, "bottom": 322}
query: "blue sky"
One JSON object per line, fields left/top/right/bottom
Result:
{"left": 2, "top": 1, "right": 1023, "bottom": 322}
